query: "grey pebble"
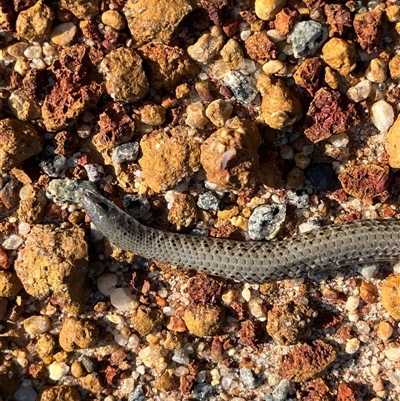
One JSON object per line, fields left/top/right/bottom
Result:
{"left": 265, "top": 379, "right": 292, "bottom": 401}
{"left": 248, "top": 204, "right": 286, "bottom": 240}
{"left": 123, "top": 194, "right": 151, "bottom": 218}
{"left": 240, "top": 367, "right": 262, "bottom": 389}
{"left": 39, "top": 146, "right": 67, "bottom": 178}
{"left": 197, "top": 191, "right": 220, "bottom": 211}
{"left": 288, "top": 21, "right": 328, "bottom": 58}
{"left": 81, "top": 355, "right": 96, "bottom": 373}
{"left": 46, "top": 178, "right": 97, "bottom": 205}
{"left": 128, "top": 385, "right": 146, "bottom": 401}
{"left": 112, "top": 142, "right": 140, "bottom": 164}
{"left": 223, "top": 70, "right": 258, "bottom": 104}
{"left": 287, "top": 189, "right": 311, "bottom": 209}
{"left": 193, "top": 383, "right": 214, "bottom": 400}
{"left": 172, "top": 348, "right": 190, "bottom": 365}
{"left": 84, "top": 163, "right": 104, "bottom": 182}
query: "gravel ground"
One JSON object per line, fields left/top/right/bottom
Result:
{"left": 1, "top": 0, "right": 400, "bottom": 400}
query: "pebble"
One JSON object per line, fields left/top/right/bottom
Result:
{"left": 385, "top": 347, "right": 400, "bottom": 361}
{"left": 48, "top": 361, "right": 70, "bottom": 380}
{"left": 14, "top": 383, "right": 37, "bottom": 401}
{"left": 193, "top": 383, "right": 214, "bottom": 400}
{"left": 264, "top": 379, "right": 291, "bottom": 401}
{"left": 205, "top": 99, "right": 233, "bottom": 127}
{"left": 81, "top": 355, "right": 96, "bottom": 373}
{"left": 23, "top": 315, "right": 51, "bottom": 335}
{"left": 97, "top": 273, "right": 118, "bottom": 296}
{"left": 376, "top": 321, "right": 394, "bottom": 341}
{"left": 111, "top": 142, "right": 140, "bottom": 164}
{"left": 128, "top": 385, "right": 145, "bottom": 401}
{"left": 186, "top": 102, "right": 208, "bottom": 129}
{"left": 365, "top": 58, "right": 387, "bottom": 83}
{"left": 110, "top": 288, "right": 139, "bottom": 311}
{"left": 248, "top": 204, "right": 286, "bottom": 240}
{"left": 345, "top": 338, "right": 360, "bottom": 354}
{"left": 346, "top": 296, "right": 360, "bottom": 311}
{"left": 101, "top": 9, "right": 126, "bottom": 31}
{"left": 305, "top": 163, "right": 337, "bottom": 191}
{"left": 240, "top": 368, "right": 261, "bottom": 389}
{"left": 84, "top": 163, "right": 104, "bottom": 182}
{"left": 346, "top": 80, "right": 372, "bottom": 102}
{"left": 288, "top": 21, "right": 328, "bottom": 58}
{"left": 39, "top": 147, "right": 67, "bottom": 178}
{"left": 356, "top": 321, "right": 370, "bottom": 335}
{"left": 2, "top": 234, "right": 24, "bottom": 250}
{"left": 46, "top": 178, "right": 97, "bottom": 204}
{"left": 172, "top": 348, "right": 190, "bottom": 365}
{"left": 357, "top": 263, "right": 379, "bottom": 280}
{"left": 123, "top": 194, "right": 151, "bottom": 218}
{"left": 381, "top": 275, "right": 400, "bottom": 319}
{"left": 223, "top": 71, "right": 258, "bottom": 104}
{"left": 248, "top": 297, "right": 267, "bottom": 320}
{"left": 370, "top": 100, "right": 394, "bottom": 133}
{"left": 255, "top": 0, "right": 286, "bottom": 20}
{"left": 187, "top": 26, "right": 225, "bottom": 64}
{"left": 197, "top": 192, "right": 220, "bottom": 211}
{"left": 287, "top": 189, "right": 311, "bottom": 209}
{"left": 50, "top": 22, "right": 76, "bottom": 46}
{"left": 298, "top": 220, "right": 321, "bottom": 234}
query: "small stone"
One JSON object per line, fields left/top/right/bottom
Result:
{"left": 23, "top": 315, "right": 51, "bottom": 335}
{"left": 101, "top": 10, "right": 126, "bottom": 30}
{"left": 353, "top": 10, "right": 382, "bottom": 54}
{"left": 140, "top": 104, "right": 166, "bottom": 126}
{"left": 345, "top": 296, "right": 360, "bottom": 312}
{"left": 59, "top": 317, "right": 98, "bottom": 351}
{"left": 376, "top": 321, "right": 394, "bottom": 341}
{"left": 382, "top": 275, "right": 400, "bottom": 319}
{"left": 128, "top": 385, "right": 145, "bottom": 401}
{"left": 255, "top": 0, "right": 286, "bottom": 21}
{"left": 111, "top": 142, "right": 139, "bottom": 164}
{"left": 79, "top": 373, "right": 103, "bottom": 394}
{"left": 14, "top": 384, "right": 37, "bottom": 401}
{"left": 183, "top": 304, "right": 225, "bottom": 336}
{"left": 97, "top": 273, "right": 118, "bottom": 296}
{"left": 110, "top": 287, "right": 139, "bottom": 311}
{"left": 387, "top": 114, "right": 400, "bottom": 168}
{"left": 37, "top": 385, "right": 81, "bottom": 401}
{"left": 187, "top": 26, "right": 225, "bottom": 64}
{"left": 101, "top": 48, "right": 148, "bottom": 102}
{"left": 36, "top": 333, "right": 56, "bottom": 358}
{"left": 370, "top": 100, "right": 394, "bottom": 133}
{"left": 123, "top": 194, "right": 151, "bottom": 218}
{"left": 71, "top": 361, "right": 84, "bottom": 379}
{"left": 359, "top": 280, "right": 378, "bottom": 304}
{"left": 346, "top": 80, "right": 372, "bottom": 103}
{"left": 46, "top": 178, "right": 97, "bottom": 204}
{"left": 221, "top": 38, "right": 244, "bottom": 69}
{"left": 186, "top": 102, "right": 208, "bottom": 129}
{"left": 48, "top": 362, "right": 70, "bottom": 381}
{"left": 244, "top": 31, "right": 276, "bottom": 64}
{"left": 201, "top": 117, "right": 260, "bottom": 191}
{"left": 197, "top": 192, "right": 220, "bottom": 211}
{"left": 138, "top": 345, "right": 168, "bottom": 374}
{"left": 267, "top": 299, "right": 316, "bottom": 345}
{"left": 305, "top": 163, "right": 337, "bottom": 191}
{"left": 366, "top": 58, "right": 387, "bottom": 83}
{"left": 168, "top": 193, "right": 197, "bottom": 231}
{"left": 0, "top": 271, "right": 23, "bottom": 297}
{"left": 193, "top": 383, "right": 214, "bottom": 400}
{"left": 206, "top": 99, "right": 233, "bottom": 127}
{"left": 287, "top": 189, "right": 311, "bottom": 209}
{"left": 50, "top": 22, "right": 77, "bottom": 46}
{"left": 264, "top": 379, "right": 291, "bottom": 401}
{"left": 16, "top": 0, "right": 54, "bottom": 42}
{"left": 294, "top": 153, "right": 310, "bottom": 169}
{"left": 223, "top": 71, "right": 258, "bottom": 104}
{"left": 155, "top": 369, "right": 178, "bottom": 392}
{"left": 345, "top": 338, "right": 360, "bottom": 354}
{"left": 389, "top": 54, "right": 400, "bottom": 80}
{"left": 2, "top": 234, "right": 24, "bottom": 250}
{"left": 131, "top": 305, "right": 163, "bottom": 336}
{"left": 384, "top": 347, "right": 400, "bottom": 361}
{"left": 262, "top": 59, "right": 287, "bottom": 76}
{"left": 321, "top": 38, "right": 356, "bottom": 76}
{"left": 240, "top": 368, "right": 261, "bottom": 389}
{"left": 257, "top": 74, "right": 302, "bottom": 130}
{"left": 288, "top": 21, "right": 328, "bottom": 58}
{"left": 248, "top": 204, "right": 286, "bottom": 240}
{"left": 8, "top": 90, "right": 41, "bottom": 121}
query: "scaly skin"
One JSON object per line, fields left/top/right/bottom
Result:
{"left": 81, "top": 191, "right": 400, "bottom": 283}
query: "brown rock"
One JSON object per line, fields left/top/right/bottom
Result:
{"left": 155, "top": 369, "right": 178, "bottom": 392}
{"left": 205, "top": 99, "right": 233, "bottom": 127}
{"left": 221, "top": 38, "right": 244, "bottom": 69}
{"left": 14, "top": 224, "right": 89, "bottom": 316}
{"left": 141, "top": 104, "right": 166, "bottom": 126}
{"left": 293, "top": 57, "right": 323, "bottom": 96}
{"left": 59, "top": 317, "right": 98, "bottom": 351}
{"left": 0, "top": 1, "right": 13, "bottom": 32}
{"left": 131, "top": 305, "right": 163, "bottom": 336}
{"left": 324, "top": 3, "right": 352, "bottom": 37}
{"left": 93, "top": 102, "right": 135, "bottom": 152}
{"left": 8, "top": 90, "right": 41, "bottom": 121}
{"left": 337, "top": 382, "right": 357, "bottom": 401}
{"left": 138, "top": 43, "right": 199, "bottom": 90}
{"left": 0, "top": 359, "right": 20, "bottom": 398}
{"left": 36, "top": 333, "right": 56, "bottom": 358}
{"left": 79, "top": 373, "right": 103, "bottom": 393}
{"left": 285, "top": 166, "right": 305, "bottom": 189}
{"left": 200, "top": 0, "right": 232, "bottom": 26}
{"left": 304, "top": 88, "right": 360, "bottom": 143}
{"left": 353, "top": 10, "right": 382, "bottom": 54}
{"left": 183, "top": 304, "right": 225, "bottom": 336}
{"left": 382, "top": 275, "right": 400, "bottom": 319}
{"left": 257, "top": 74, "right": 302, "bottom": 130}
{"left": 389, "top": 54, "right": 400, "bottom": 81}
{"left": 186, "top": 275, "right": 224, "bottom": 304}
{"left": 321, "top": 38, "right": 356, "bottom": 76}
{"left": 274, "top": 7, "right": 297, "bottom": 35}
{"left": 42, "top": 45, "right": 103, "bottom": 131}
{"left": 0, "top": 271, "right": 23, "bottom": 297}
{"left": 101, "top": 47, "right": 148, "bottom": 102}
{"left": 180, "top": 374, "right": 196, "bottom": 395}
{"left": 359, "top": 280, "right": 378, "bottom": 304}
{"left": 255, "top": 0, "right": 287, "bottom": 20}
{"left": 338, "top": 164, "right": 390, "bottom": 204}
{"left": 60, "top": 0, "right": 99, "bottom": 20}
{"left": 0, "top": 118, "right": 43, "bottom": 173}
{"left": 0, "top": 246, "right": 9, "bottom": 269}
{"left": 244, "top": 31, "right": 276, "bottom": 64}
{"left": 17, "top": 198, "right": 45, "bottom": 224}
{"left": 200, "top": 117, "right": 261, "bottom": 191}
{"left": 279, "top": 339, "right": 337, "bottom": 382}
{"left": 238, "top": 320, "right": 264, "bottom": 348}
{"left": 16, "top": 0, "right": 54, "bottom": 42}
{"left": 38, "top": 385, "right": 81, "bottom": 401}
{"left": 124, "top": 0, "right": 196, "bottom": 46}
{"left": 139, "top": 126, "right": 201, "bottom": 192}
{"left": 168, "top": 193, "right": 197, "bottom": 231}
{"left": 267, "top": 300, "right": 316, "bottom": 345}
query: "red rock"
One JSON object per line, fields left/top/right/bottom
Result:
{"left": 0, "top": 247, "right": 9, "bottom": 269}
{"left": 353, "top": 10, "right": 382, "bottom": 54}
{"left": 324, "top": 3, "right": 352, "bottom": 37}
{"left": 293, "top": 57, "right": 323, "bottom": 96}
{"left": 337, "top": 382, "right": 357, "bottom": 401}
{"left": 185, "top": 275, "right": 224, "bottom": 304}
{"left": 274, "top": 7, "right": 298, "bottom": 35}
{"left": 238, "top": 320, "right": 264, "bottom": 348}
